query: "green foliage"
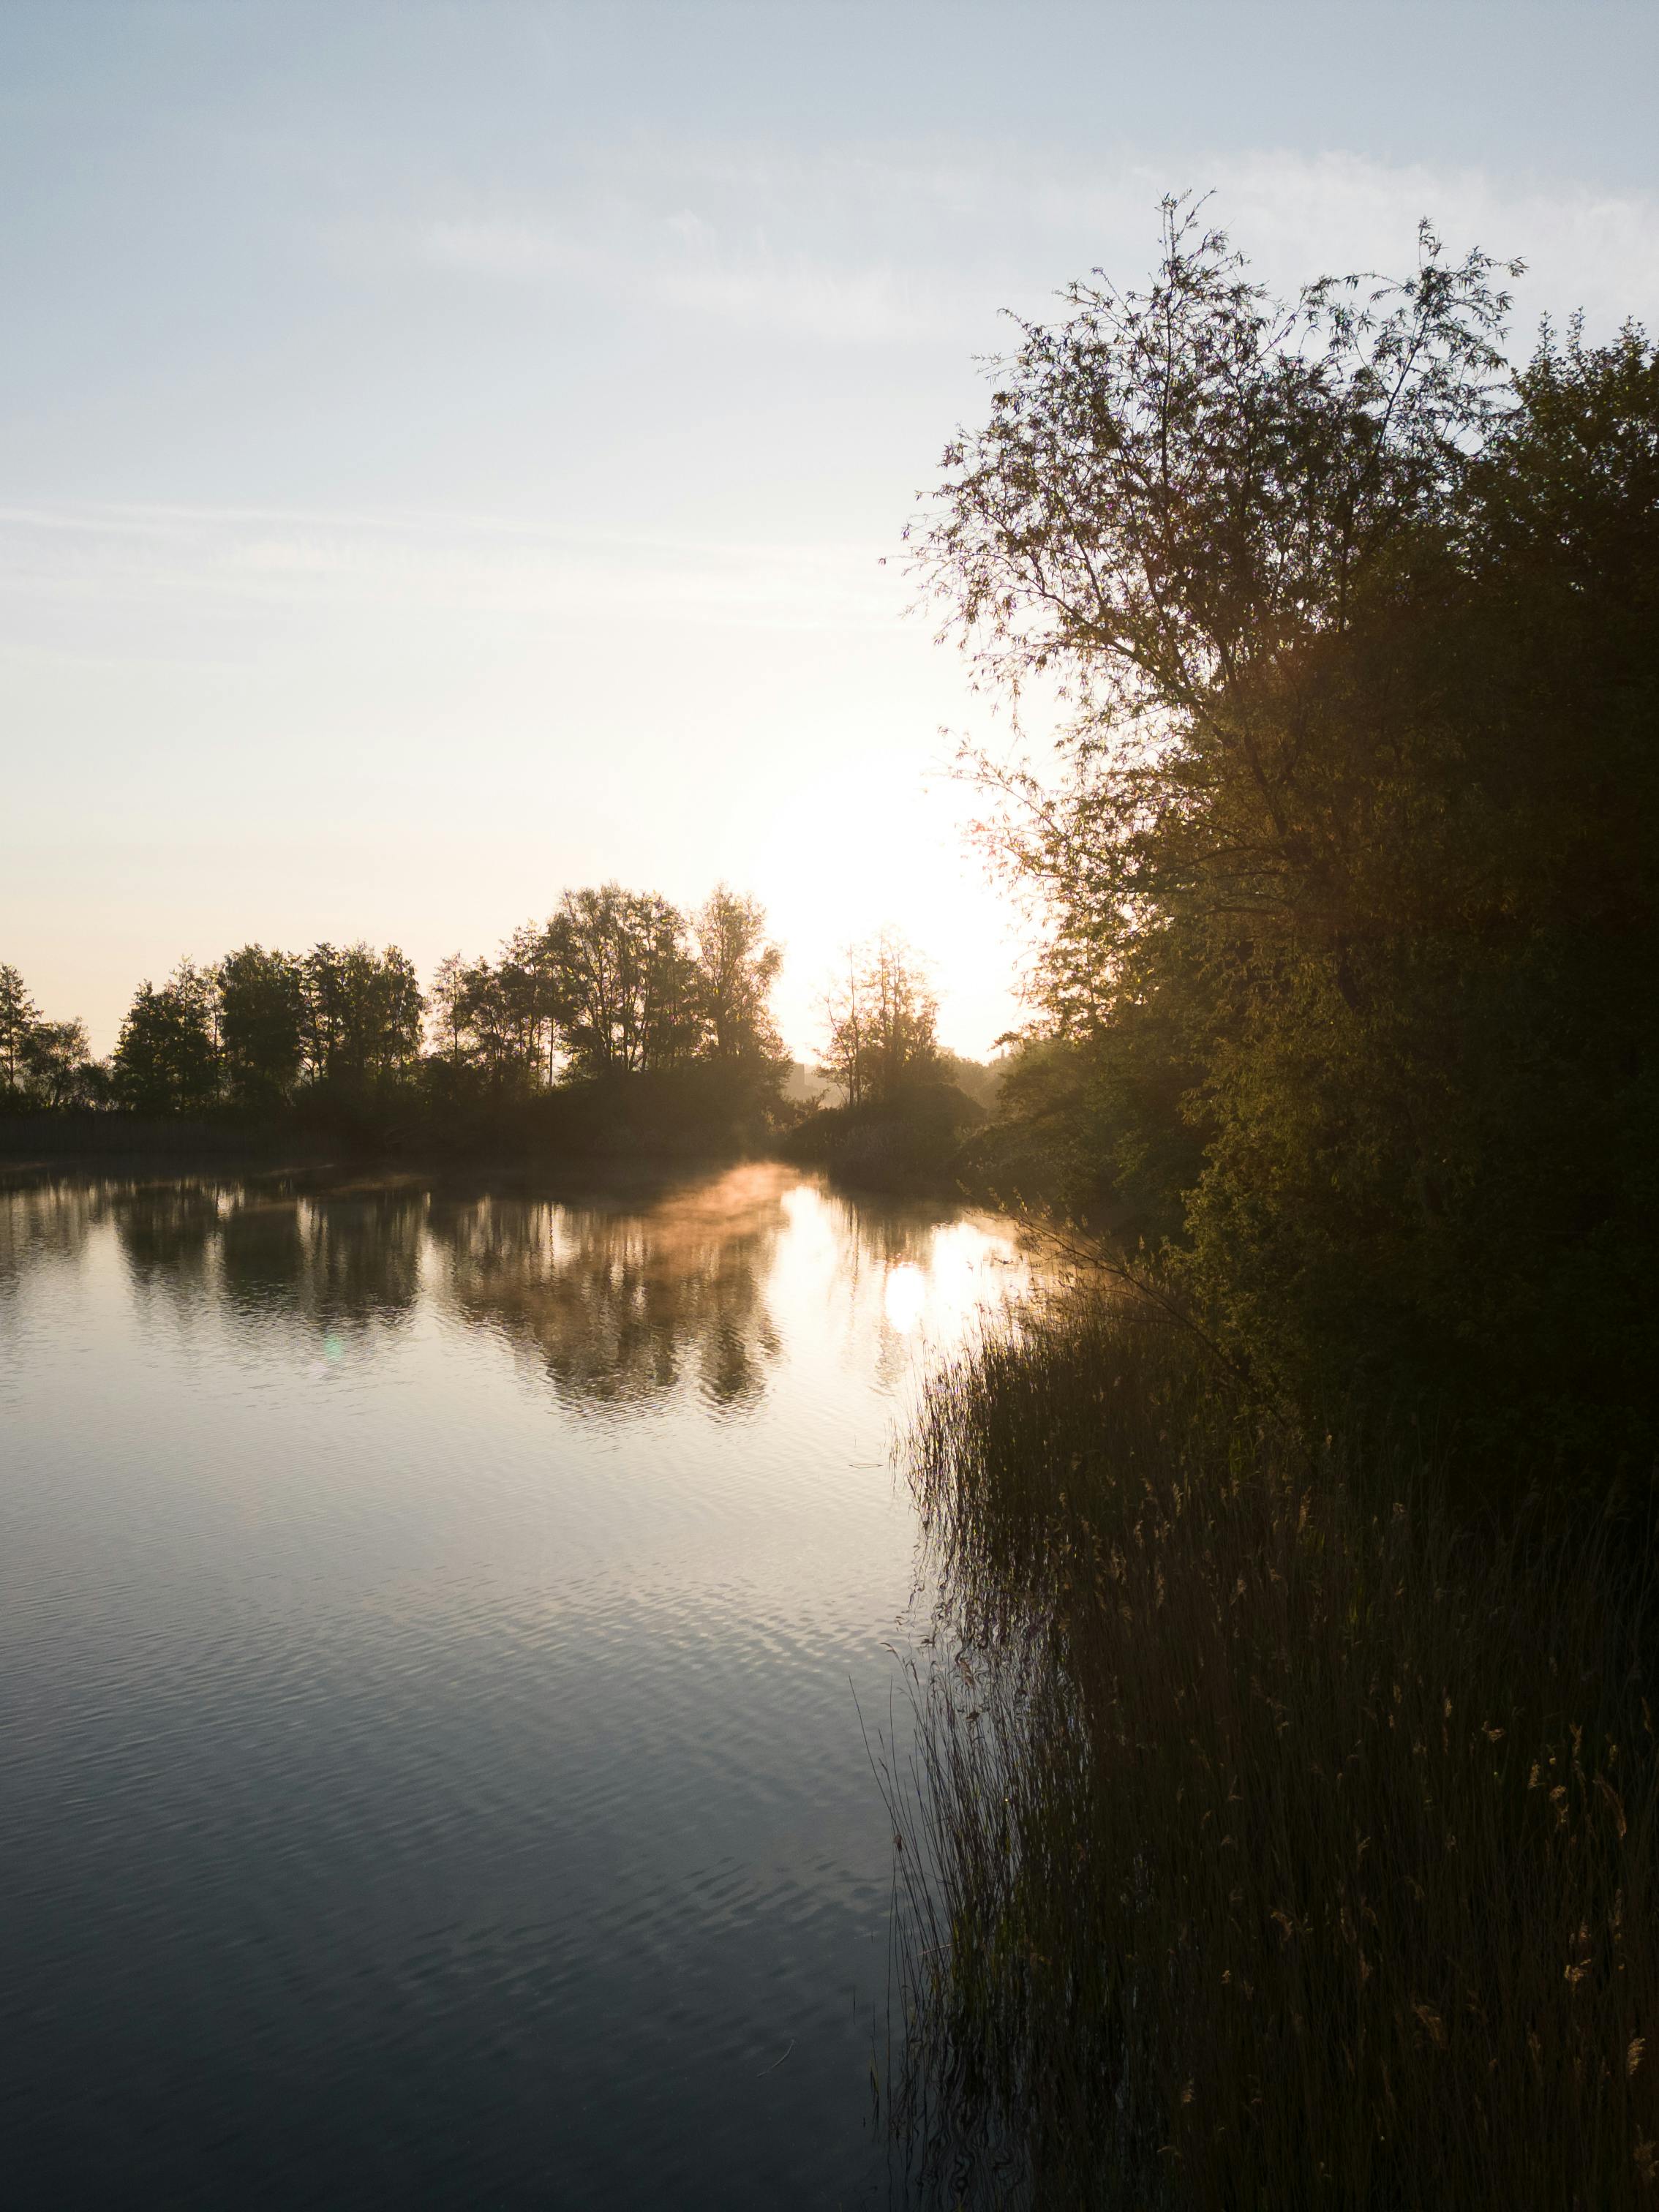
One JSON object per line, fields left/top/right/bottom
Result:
{"left": 963, "top": 1007, "right": 1203, "bottom": 1238}
{"left": 935, "top": 1050, "right": 1004, "bottom": 1115}
{"left": 924, "top": 205, "right": 1659, "bottom": 1467}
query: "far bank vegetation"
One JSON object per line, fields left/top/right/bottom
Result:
{"left": 2, "top": 889, "right": 998, "bottom": 1168}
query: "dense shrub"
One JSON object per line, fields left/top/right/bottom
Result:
{"left": 922, "top": 208, "right": 1659, "bottom": 1473}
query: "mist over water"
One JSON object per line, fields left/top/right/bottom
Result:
{"left": 0, "top": 1165, "right": 1029, "bottom": 2211}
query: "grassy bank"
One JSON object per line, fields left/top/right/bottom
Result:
{"left": 892, "top": 1295, "right": 1659, "bottom": 2209}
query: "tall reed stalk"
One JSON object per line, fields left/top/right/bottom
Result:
{"left": 890, "top": 1296, "right": 1659, "bottom": 2208}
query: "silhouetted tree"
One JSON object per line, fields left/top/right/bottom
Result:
{"left": 301, "top": 943, "right": 424, "bottom": 1086}
{"left": 428, "top": 935, "right": 554, "bottom": 1083}
{"left": 492, "top": 923, "right": 559, "bottom": 1080}
{"left": 20, "top": 1018, "right": 94, "bottom": 1107}
{"left": 820, "top": 930, "right": 938, "bottom": 1106}
{"left": 1, "top": 966, "right": 100, "bottom": 1107}
{"left": 429, "top": 953, "right": 469, "bottom": 1063}
{"left": 0, "top": 964, "right": 41, "bottom": 1091}
{"left": 113, "top": 964, "right": 219, "bottom": 1113}
{"left": 543, "top": 885, "right": 701, "bottom": 1077}
{"left": 452, "top": 957, "right": 515, "bottom": 1070}
{"left": 16, "top": 879, "right": 789, "bottom": 1134}
{"left": 217, "top": 945, "right": 306, "bottom": 1109}
{"left": 693, "top": 886, "right": 785, "bottom": 1064}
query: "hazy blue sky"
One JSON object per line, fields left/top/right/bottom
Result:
{"left": 4, "top": 1, "right": 1657, "bottom": 1055}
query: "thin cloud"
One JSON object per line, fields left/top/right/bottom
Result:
{"left": 387, "top": 178, "right": 951, "bottom": 344}
{"left": 419, "top": 218, "right": 584, "bottom": 280}
{"left": 658, "top": 210, "right": 930, "bottom": 341}
{"left": 384, "top": 140, "right": 1658, "bottom": 364}
{"left": 0, "top": 501, "right": 900, "bottom": 633}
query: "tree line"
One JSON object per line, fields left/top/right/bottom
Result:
{"left": 2, "top": 891, "right": 966, "bottom": 1126}
{"left": 1, "top": 884, "right": 794, "bottom": 1117}
{"left": 429, "top": 885, "right": 783, "bottom": 1089}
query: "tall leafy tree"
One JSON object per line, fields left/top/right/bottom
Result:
{"left": 542, "top": 886, "right": 701, "bottom": 1077}
{"left": 427, "top": 937, "right": 554, "bottom": 1081}
{"left": 693, "top": 887, "right": 785, "bottom": 1064}
{"left": 20, "top": 1018, "right": 94, "bottom": 1107}
{"left": 217, "top": 946, "right": 306, "bottom": 1108}
{"left": 113, "top": 965, "right": 219, "bottom": 1113}
{"left": 820, "top": 930, "right": 938, "bottom": 1107}
{"left": 0, "top": 964, "right": 42, "bottom": 1093}
{"left": 494, "top": 923, "right": 560, "bottom": 1080}
{"left": 429, "top": 954, "right": 470, "bottom": 1064}
{"left": 301, "top": 944, "right": 424, "bottom": 1086}
{"left": 1, "top": 966, "right": 99, "bottom": 1106}
{"left": 918, "top": 200, "right": 1659, "bottom": 1456}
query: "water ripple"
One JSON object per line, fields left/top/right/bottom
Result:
{"left": 0, "top": 1165, "right": 1031, "bottom": 2210}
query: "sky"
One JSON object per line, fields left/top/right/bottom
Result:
{"left": 3, "top": 1, "right": 1658, "bottom": 1059}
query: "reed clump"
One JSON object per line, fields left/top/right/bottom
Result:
{"left": 893, "top": 1296, "right": 1659, "bottom": 2208}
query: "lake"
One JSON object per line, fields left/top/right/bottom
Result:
{"left": 0, "top": 1163, "right": 1028, "bottom": 2210}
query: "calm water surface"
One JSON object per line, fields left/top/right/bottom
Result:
{"left": 0, "top": 1165, "right": 1028, "bottom": 2210}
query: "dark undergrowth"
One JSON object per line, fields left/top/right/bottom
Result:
{"left": 0, "top": 1061, "right": 784, "bottom": 1170}
{"left": 888, "top": 1294, "right": 1659, "bottom": 2209}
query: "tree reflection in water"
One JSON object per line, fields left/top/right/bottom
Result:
{"left": 110, "top": 1180, "right": 227, "bottom": 1295}
{"left": 427, "top": 1165, "right": 786, "bottom": 1412}
{"left": 0, "top": 1173, "right": 105, "bottom": 1302}
{"left": 100, "top": 1177, "right": 429, "bottom": 1331}
{"left": 1, "top": 1164, "right": 1022, "bottom": 1417}
{"left": 269, "top": 1184, "right": 426, "bottom": 1325}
